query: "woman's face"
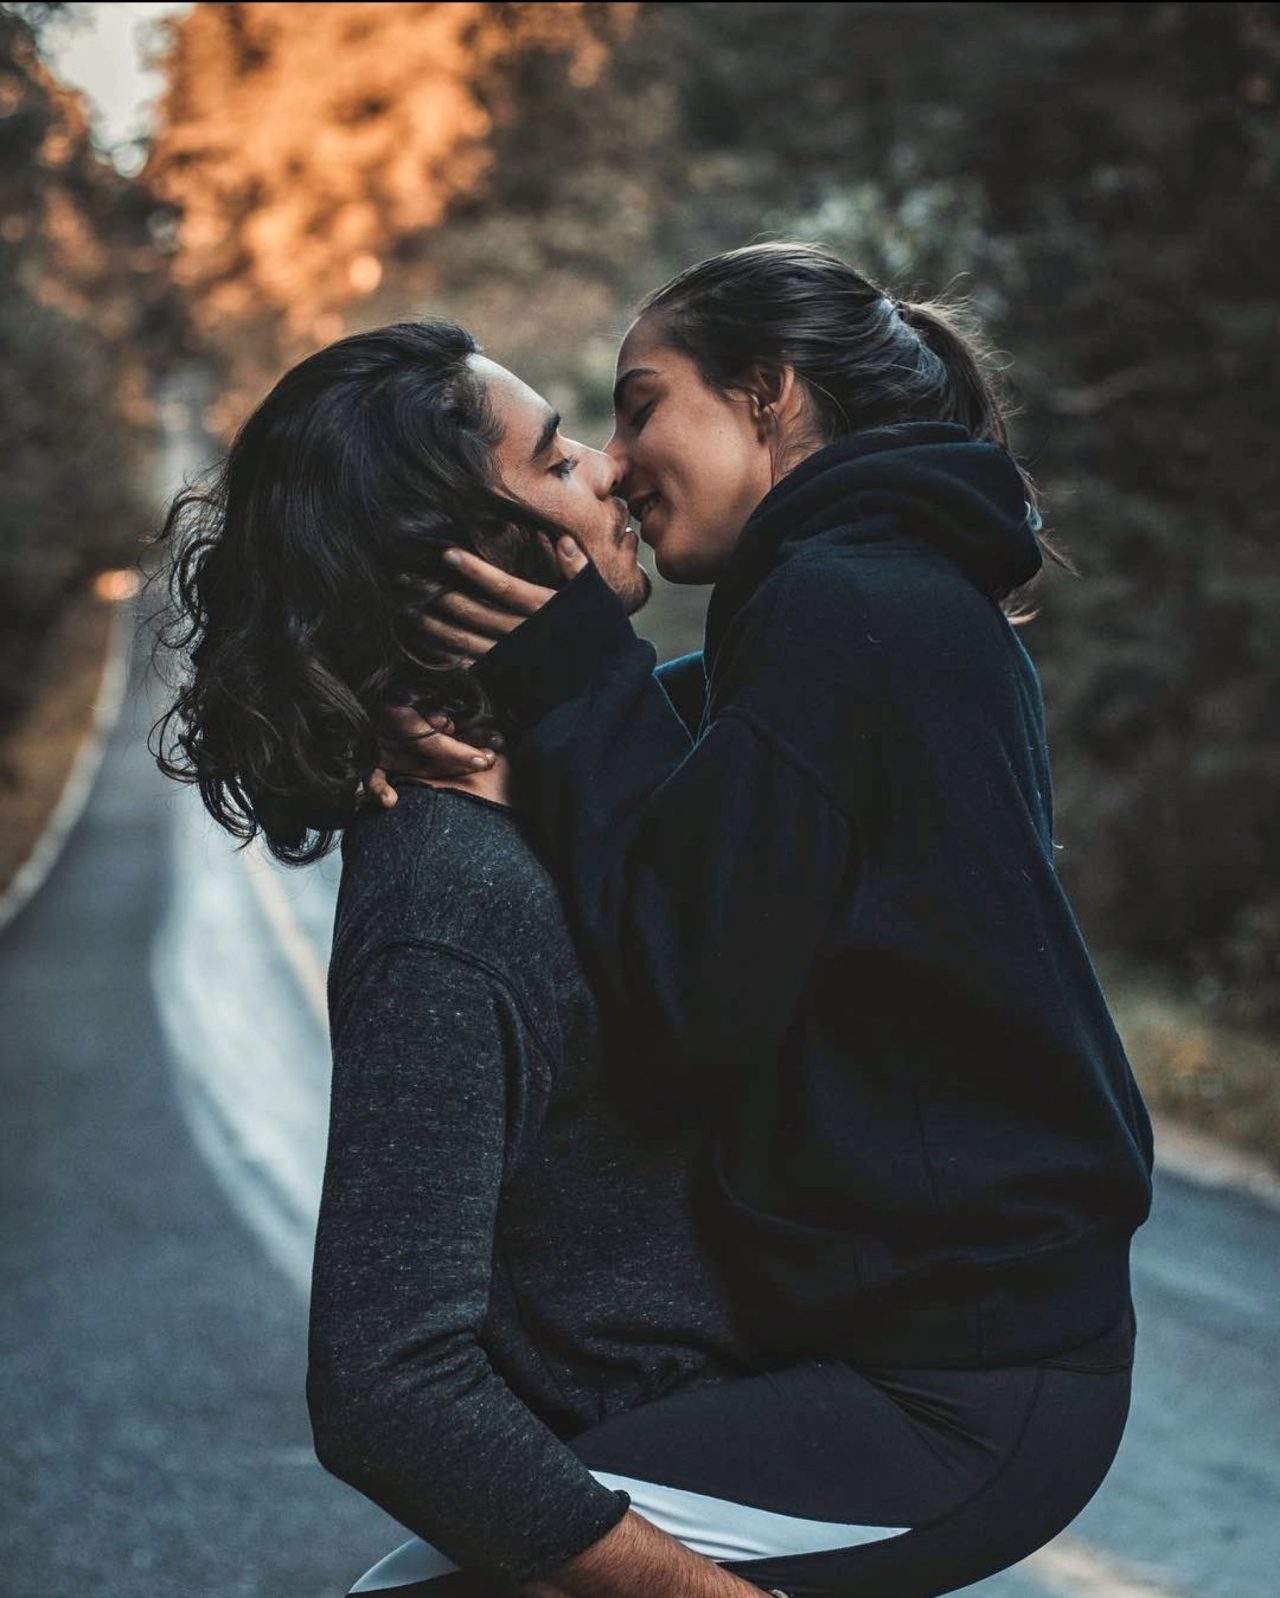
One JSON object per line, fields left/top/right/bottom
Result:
{"left": 471, "top": 355, "right": 651, "bottom": 614}
{"left": 604, "top": 316, "right": 778, "bottom": 584}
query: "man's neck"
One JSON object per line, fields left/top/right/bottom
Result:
{"left": 422, "top": 753, "right": 512, "bottom": 807}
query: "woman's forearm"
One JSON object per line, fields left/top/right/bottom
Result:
{"left": 470, "top": 566, "right": 851, "bottom": 1090}
{"left": 523, "top": 1509, "right": 768, "bottom": 1598}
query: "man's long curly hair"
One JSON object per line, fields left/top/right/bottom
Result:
{"left": 151, "top": 319, "right": 563, "bottom": 865}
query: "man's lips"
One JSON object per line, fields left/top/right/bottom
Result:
{"left": 611, "top": 498, "right": 633, "bottom": 542}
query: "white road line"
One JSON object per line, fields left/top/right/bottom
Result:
{"left": 153, "top": 792, "right": 331, "bottom": 1294}
{"left": 0, "top": 601, "right": 131, "bottom": 937}
{"left": 172, "top": 1051, "right": 316, "bottom": 1297}
{"left": 1024, "top": 1535, "right": 1193, "bottom": 1598}
{"left": 243, "top": 843, "right": 330, "bottom": 1028}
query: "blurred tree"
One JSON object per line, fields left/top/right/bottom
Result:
{"left": 146, "top": 0, "right": 1280, "bottom": 1026}
{"left": 642, "top": 0, "right": 1280, "bottom": 1029}
{"left": 145, "top": 1, "right": 642, "bottom": 423}
{"left": 0, "top": 3, "right": 177, "bottom": 739}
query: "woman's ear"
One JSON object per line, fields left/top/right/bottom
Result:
{"left": 742, "top": 363, "right": 802, "bottom": 441}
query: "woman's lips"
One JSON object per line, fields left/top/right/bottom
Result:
{"left": 628, "top": 492, "right": 663, "bottom": 542}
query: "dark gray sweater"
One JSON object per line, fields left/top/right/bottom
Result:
{"left": 307, "top": 785, "right": 759, "bottom": 1589}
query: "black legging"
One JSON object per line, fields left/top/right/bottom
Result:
{"left": 349, "top": 1301, "right": 1136, "bottom": 1598}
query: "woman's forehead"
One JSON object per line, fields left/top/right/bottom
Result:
{"left": 615, "top": 315, "right": 663, "bottom": 376}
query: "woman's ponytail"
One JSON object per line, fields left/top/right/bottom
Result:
{"left": 896, "top": 298, "right": 1007, "bottom": 449}
{"left": 897, "top": 296, "right": 1075, "bottom": 619}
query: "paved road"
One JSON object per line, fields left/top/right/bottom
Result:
{"left": 2, "top": 617, "right": 1277, "bottom": 1598}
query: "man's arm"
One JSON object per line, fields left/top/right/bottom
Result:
{"left": 314, "top": 939, "right": 779, "bottom": 1598}
{"left": 526, "top": 1510, "right": 776, "bottom": 1598}
{"left": 310, "top": 941, "right": 632, "bottom": 1588}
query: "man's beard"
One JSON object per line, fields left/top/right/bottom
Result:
{"left": 621, "top": 565, "right": 653, "bottom": 617}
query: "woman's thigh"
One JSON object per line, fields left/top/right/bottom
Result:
{"left": 567, "top": 1307, "right": 1135, "bottom": 1596}
{"left": 347, "top": 1311, "right": 1134, "bottom": 1598}
{"left": 567, "top": 1354, "right": 1028, "bottom": 1552}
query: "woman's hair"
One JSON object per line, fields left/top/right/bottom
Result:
{"left": 151, "top": 318, "right": 563, "bottom": 865}
{"left": 638, "top": 241, "right": 1074, "bottom": 618}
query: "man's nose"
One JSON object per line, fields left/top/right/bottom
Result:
{"left": 602, "top": 432, "right": 632, "bottom": 494}
{"left": 594, "top": 443, "right": 626, "bottom": 498}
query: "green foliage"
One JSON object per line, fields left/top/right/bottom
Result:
{"left": 0, "top": 4, "right": 174, "bottom": 735}
{"left": 147, "top": 0, "right": 1279, "bottom": 1026}
{"left": 643, "top": 0, "right": 1280, "bottom": 1028}
{"left": 0, "top": 295, "right": 144, "bottom": 729}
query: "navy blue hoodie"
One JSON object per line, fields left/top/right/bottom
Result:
{"left": 476, "top": 423, "right": 1154, "bottom": 1369}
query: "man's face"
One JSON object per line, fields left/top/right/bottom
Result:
{"left": 472, "top": 355, "right": 651, "bottom": 615}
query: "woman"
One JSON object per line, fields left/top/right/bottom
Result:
{"left": 371, "top": 242, "right": 1154, "bottom": 1595}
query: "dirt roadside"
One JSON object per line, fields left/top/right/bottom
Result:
{"left": 1100, "top": 958, "right": 1279, "bottom": 1180}
{"left": 0, "top": 584, "right": 118, "bottom": 900}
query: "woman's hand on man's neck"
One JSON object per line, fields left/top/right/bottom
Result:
{"left": 422, "top": 752, "right": 513, "bottom": 807}
{"left": 367, "top": 704, "right": 512, "bottom": 810}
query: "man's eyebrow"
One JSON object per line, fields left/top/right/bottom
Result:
{"left": 612, "top": 367, "right": 657, "bottom": 411}
{"left": 530, "top": 409, "right": 560, "bottom": 463}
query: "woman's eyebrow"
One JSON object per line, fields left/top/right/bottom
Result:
{"left": 530, "top": 409, "right": 561, "bottom": 462}
{"left": 612, "top": 367, "right": 657, "bottom": 410}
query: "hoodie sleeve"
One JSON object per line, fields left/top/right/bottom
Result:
{"left": 308, "top": 939, "right": 631, "bottom": 1589}
{"left": 653, "top": 650, "right": 707, "bottom": 737}
{"left": 475, "top": 559, "right": 872, "bottom": 1085}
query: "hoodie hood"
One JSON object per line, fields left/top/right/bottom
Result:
{"left": 704, "top": 422, "right": 1043, "bottom": 667}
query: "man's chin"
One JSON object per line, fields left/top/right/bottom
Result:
{"left": 621, "top": 567, "right": 653, "bottom": 617}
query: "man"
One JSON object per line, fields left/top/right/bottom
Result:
{"left": 296, "top": 336, "right": 798, "bottom": 1598}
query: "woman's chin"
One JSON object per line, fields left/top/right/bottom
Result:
{"left": 649, "top": 529, "right": 687, "bottom": 581}
{"left": 654, "top": 540, "right": 717, "bottom": 585}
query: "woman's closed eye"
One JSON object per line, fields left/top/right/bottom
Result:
{"left": 629, "top": 399, "right": 656, "bottom": 435}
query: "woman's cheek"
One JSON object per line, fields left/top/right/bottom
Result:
{"left": 649, "top": 415, "right": 685, "bottom": 477}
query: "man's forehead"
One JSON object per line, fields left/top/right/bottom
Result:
{"left": 469, "top": 354, "right": 548, "bottom": 431}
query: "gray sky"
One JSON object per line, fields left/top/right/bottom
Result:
{"left": 39, "top": 1, "right": 192, "bottom": 171}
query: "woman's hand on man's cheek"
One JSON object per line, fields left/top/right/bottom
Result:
{"left": 415, "top": 539, "right": 586, "bottom": 657}
{"left": 368, "top": 538, "right": 585, "bottom": 806}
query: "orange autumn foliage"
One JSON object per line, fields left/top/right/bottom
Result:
{"left": 146, "top": 2, "right": 637, "bottom": 350}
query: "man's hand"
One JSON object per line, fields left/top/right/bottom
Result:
{"left": 521, "top": 1509, "right": 774, "bottom": 1598}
